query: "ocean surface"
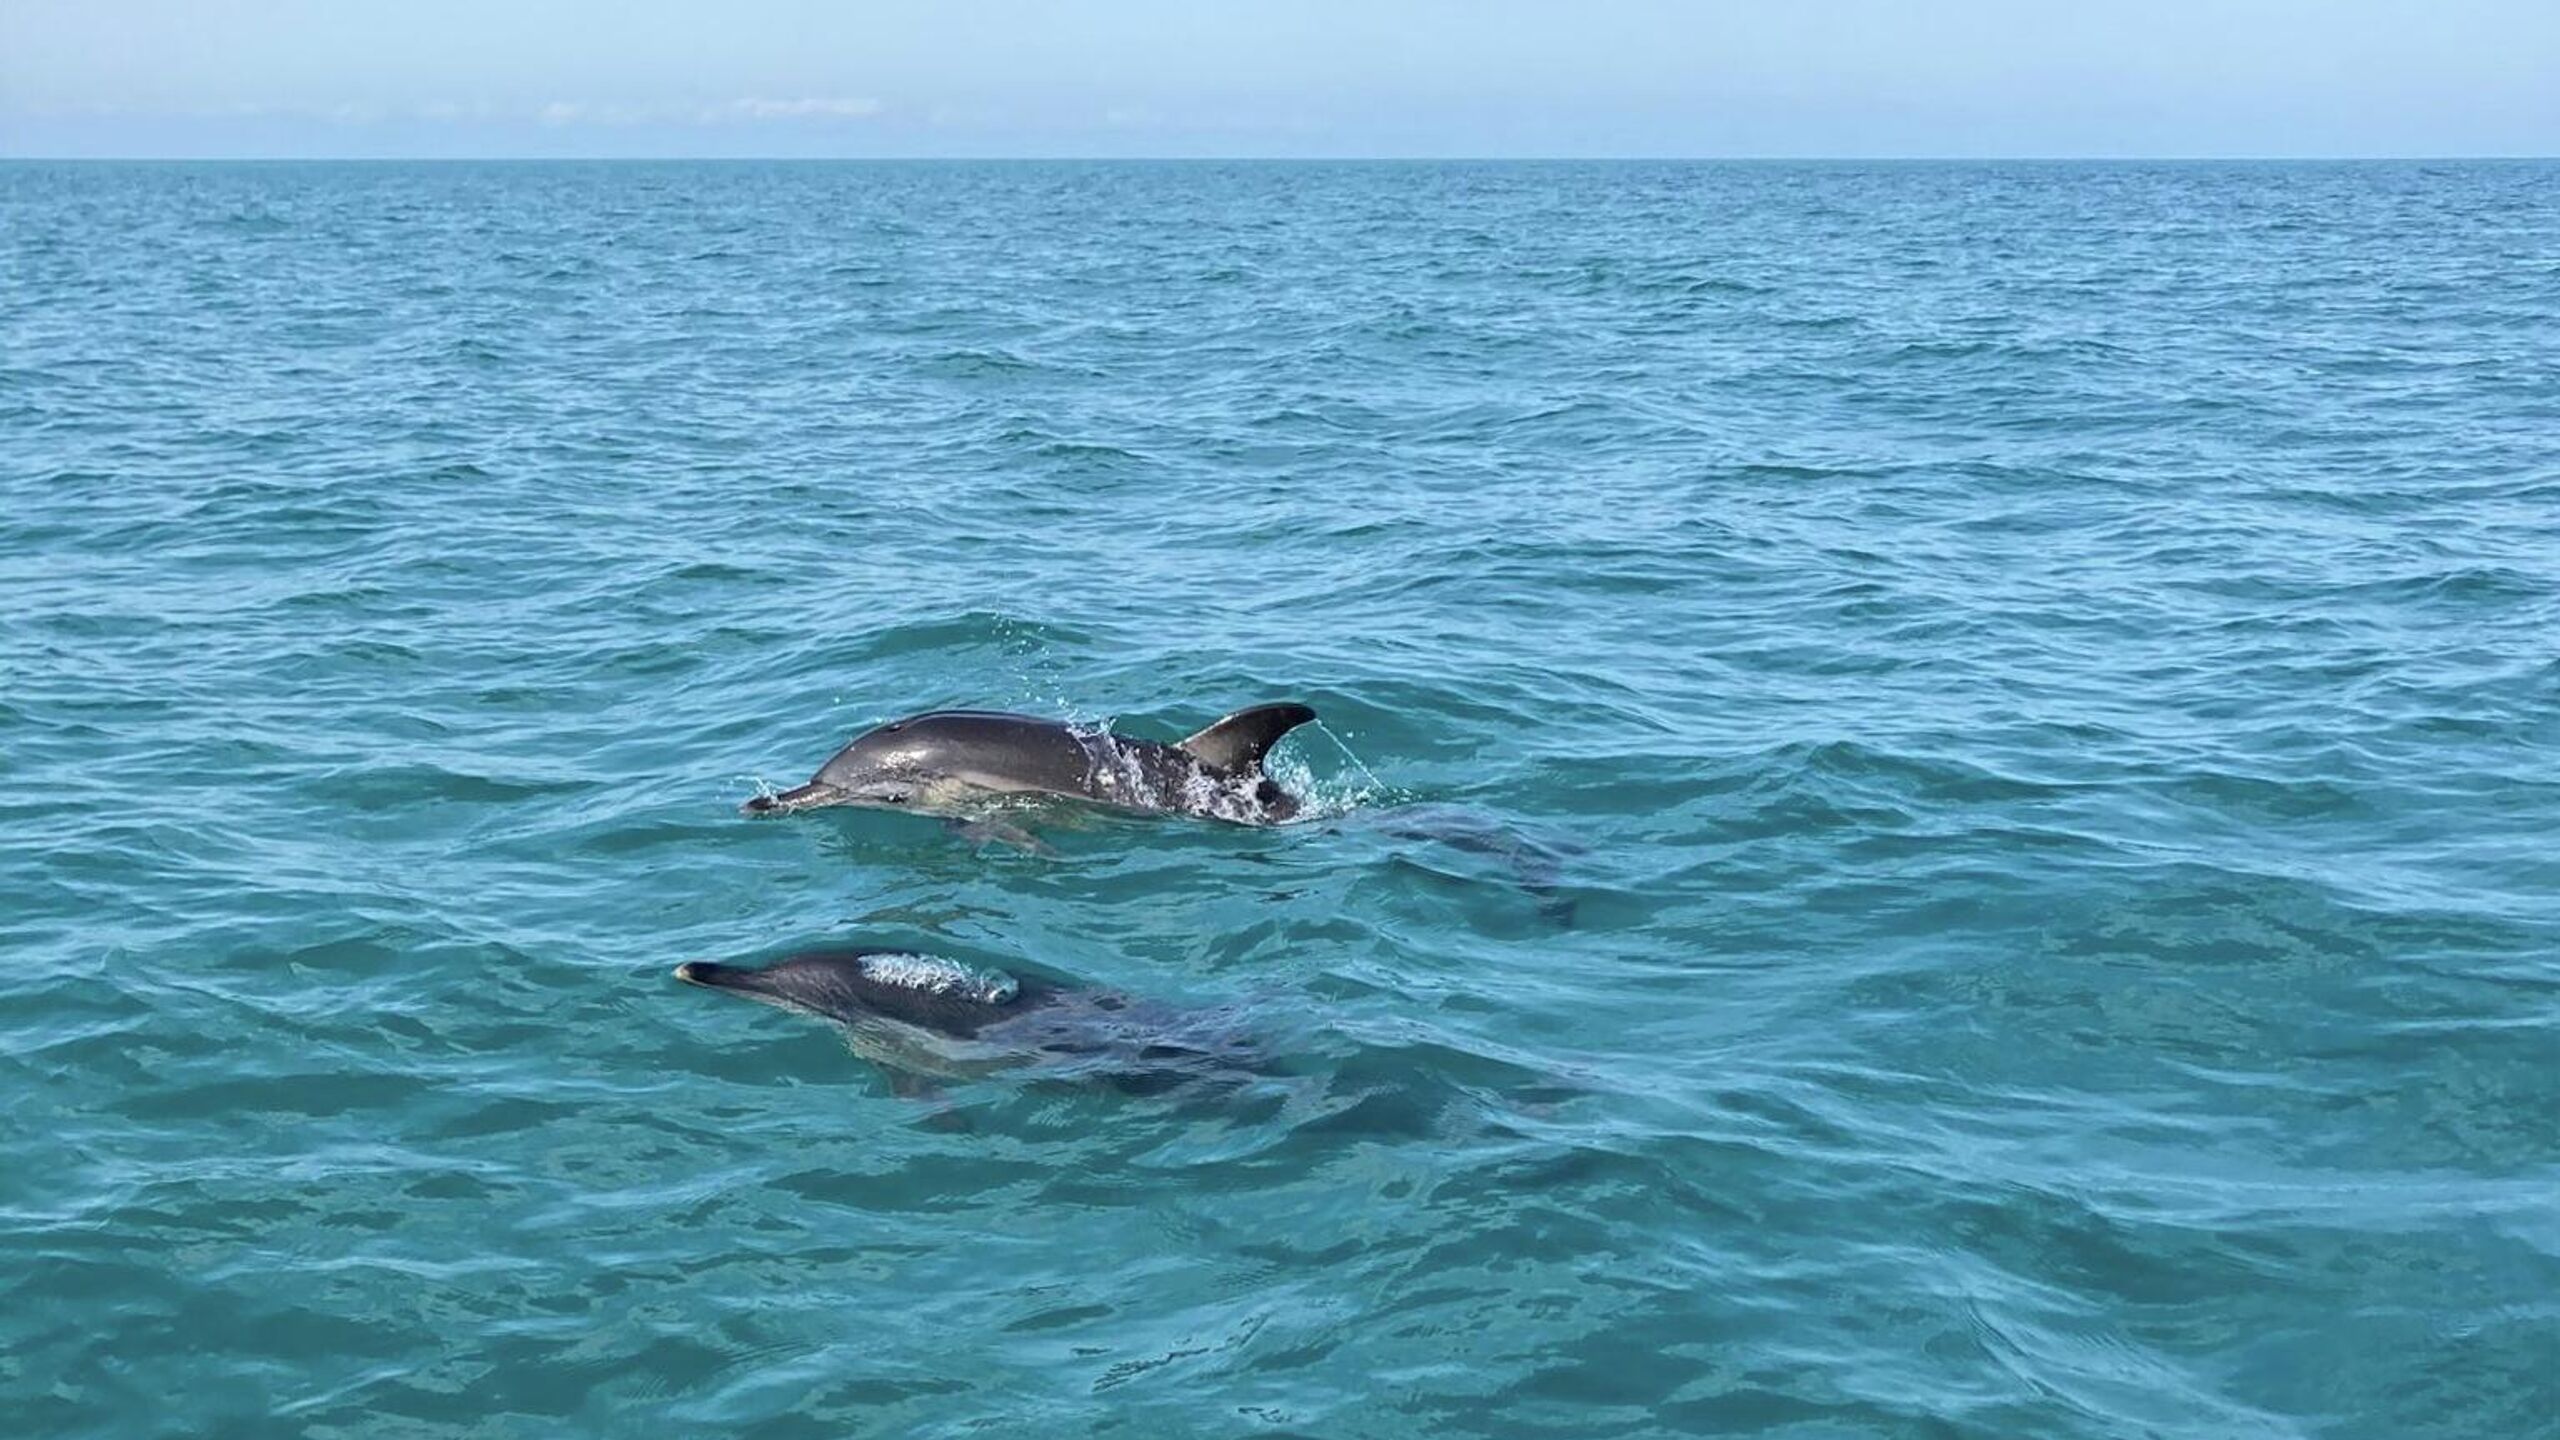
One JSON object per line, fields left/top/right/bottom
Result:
{"left": 5, "top": 160, "right": 2557, "bottom": 1439}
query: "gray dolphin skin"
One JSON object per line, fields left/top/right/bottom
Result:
{"left": 674, "top": 949, "right": 1260, "bottom": 1093}
{"left": 741, "top": 702, "right": 1318, "bottom": 826}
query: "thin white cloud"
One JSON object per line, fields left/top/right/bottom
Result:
{"left": 416, "top": 99, "right": 506, "bottom": 123}
{"left": 421, "top": 97, "right": 893, "bottom": 128}
{"left": 534, "top": 100, "right": 659, "bottom": 126}
{"left": 710, "top": 96, "right": 887, "bottom": 122}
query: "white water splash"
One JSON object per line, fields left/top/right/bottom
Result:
{"left": 857, "top": 953, "right": 1020, "bottom": 1005}
{"left": 1267, "top": 721, "right": 1395, "bottom": 822}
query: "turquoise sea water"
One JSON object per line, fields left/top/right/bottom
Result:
{"left": 5, "top": 160, "right": 2557, "bottom": 1438}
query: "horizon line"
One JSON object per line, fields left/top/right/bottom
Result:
{"left": 6, "top": 152, "right": 2557, "bottom": 164}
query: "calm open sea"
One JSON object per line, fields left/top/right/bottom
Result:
{"left": 4, "top": 160, "right": 2556, "bottom": 1438}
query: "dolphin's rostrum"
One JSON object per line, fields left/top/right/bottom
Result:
{"left": 742, "top": 702, "right": 1317, "bottom": 826}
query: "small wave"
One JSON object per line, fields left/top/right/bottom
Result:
{"left": 853, "top": 612, "right": 1103, "bottom": 662}
{"left": 924, "top": 347, "right": 1041, "bottom": 377}
{"left": 299, "top": 762, "right": 586, "bottom": 812}
{"left": 213, "top": 209, "right": 291, "bottom": 235}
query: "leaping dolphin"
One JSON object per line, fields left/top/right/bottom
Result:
{"left": 741, "top": 703, "right": 1317, "bottom": 827}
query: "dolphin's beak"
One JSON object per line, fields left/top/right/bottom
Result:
{"left": 675, "top": 961, "right": 761, "bottom": 996}
{"left": 741, "top": 782, "right": 846, "bottom": 817}
{"left": 675, "top": 960, "right": 784, "bottom": 1006}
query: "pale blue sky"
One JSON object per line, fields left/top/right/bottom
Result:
{"left": 4, "top": 1, "right": 2555, "bottom": 159}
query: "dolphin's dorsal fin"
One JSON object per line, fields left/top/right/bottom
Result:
{"left": 1177, "top": 703, "right": 1316, "bottom": 774}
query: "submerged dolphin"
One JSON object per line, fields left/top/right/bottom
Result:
{"left": 741, "top": 703, "right": 1317, "bottom": 827}
{"left": 674, "top": 949, "right": 1261, "bottom": 1093}
{"left": 1361, "top": 803, "right": 1585, "bottom": 925}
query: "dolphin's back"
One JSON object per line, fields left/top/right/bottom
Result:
{"left": 676, "top": 950, "right": 1267, "bottom": 1092}
{"left": 775, "top": 703, "right": 1314, "bottom": 824}
{"left": 677, "top": 950, "right": 1045, "bottom": 1036}
{"left": 819, "top": 711, "right": 1100, "bottom": 798}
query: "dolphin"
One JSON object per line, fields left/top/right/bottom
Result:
{"left": 673, "top": 949, "right": 1262, "bottom": 1094}
{"left": 741, "top": 703, "right": 1318, "bottom": 827}
{"left": 1360, "top": 803, "right": 1585, "bottom": 925}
